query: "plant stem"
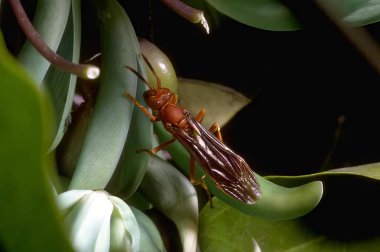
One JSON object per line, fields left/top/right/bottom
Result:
{"left": 161, "top": 0, "right": 209, "bottom": 34}
{"left": 8, "top": 0, "right": 100, "bottom": 79}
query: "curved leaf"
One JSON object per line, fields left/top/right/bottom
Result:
{"left": 130, "top": 206, "right": 166, "bottom": 252}
{"left": 199, "top": 197, "right": 380, "bottom": 251}
{"left": 56, "top": 97, "right": 93, "bottom": 178}
{"left": 209, "top": 174, "right": 323, "bottom": 220}
{"left": 206, "top": 0, "right": 301, "bottom": 31}
{"left": 17, "top": 0, "right": 71, "bottom": 85}
{"left": 69, "top": 0, "right": 151, "bottom": 191}
{"left": 44, "top": 1, "right": 81, "bottom": 151}
{"left": 205, "top": 0, "right": 371, "bottom": 31}
{"left": 106, "top": 59, "right": 153, "bottom": 199}
{"left": 0, "top": 33, "right": 73, "bottom": 252}
{"left": 344, "top": 0, "right": 380, "bottom": 27}
{"left": 125, "top": 191, "right": 153, "bottom": 212}
{"left": 272, "top": 162, "right": 380, "bottom": 182}
{"left": 266, "top": 162, "right": 380, "bottom": 185}
{"left": 154, "top": 123, "right": 323, "bottom": 220}
{"left": 140, "top": 155, "right": 199, "bottom": 252}
{"left": 327, "top": 0, "right": 371, "bottom": 17}
{"left": 177, "top": 78, "right": 251, "bottom": 128}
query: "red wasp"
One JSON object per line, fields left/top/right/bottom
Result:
{"left": 124, "top": 56, "right": 261, "bottom": 205}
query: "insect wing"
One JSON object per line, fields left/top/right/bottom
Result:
{"left": 168, "top": 111, "right": 261, "bottom": 204}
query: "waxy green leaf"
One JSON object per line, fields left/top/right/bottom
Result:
{"left": 206, "top": 0, "right": 300, "bottom": 31}
{"left": 0, "top": 33, "right": 73, "bottom": 252}
{"left": 199, "top": 191, "right": 380, "bottom": 251}
{"left": 344, "top": 0, "right": 380, "bottom": 26}
{"left": 177, "top": 78, "right": 251, "bottom": 128}
{"left": 17, "top": 0, "right": 71, "bottom": 85}
{"left": 155, "top": 123, "right": 323, "bottom": 220}
{"left": 69, "top": 0, "right": 152, "bottom": 192}
{"left": 43, "top": 1, "right": 81, "bottom": 151}
{"left": 205, "top": 0, "right": 372, "bottom": 31}
{"left": 140, "top": 155, "right": 199, "bottom": 252}
{"left": 131, "top": 206, "right": 166, "bottom": 252}
{"left": 106, "top": 60, "right": 153, "bottom": 199}
{"left": 266, "top": 162, "right": 380, "bottom": 185}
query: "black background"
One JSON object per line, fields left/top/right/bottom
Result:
{"left": 122, "top": 0, "right": 380, "bottom": 176}
{"left": 3, "top": 0, "right": 380, "bottom": 245}
{"left": 3, "top": 0, "right": 380, "bottom": 177}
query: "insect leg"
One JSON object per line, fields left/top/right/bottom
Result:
{"left": 190, "top": 156, "right": 214, "bottom": 208}
{"left": 171, "top": 93, "right": 179, "bottom": 104}
{"left": 124, "top": 92, "right": 157, "bottom": 122}
{"left": 194, "top": 108, "right": 206, "bottom": 123}
{"left": 193, "top": 108, "right": 222, "bottom": 141}
{"left": 138, "top": 138, "right": 176, "bottom": 155}
{"left": 209, "top": 123, "right": 223, "bottom": 142}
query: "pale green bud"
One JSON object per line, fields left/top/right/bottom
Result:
{"left": 57, "top": 190, "right": 140, "bottom": 252}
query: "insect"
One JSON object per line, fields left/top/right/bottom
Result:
{"left": 124, "top": 56, "right": 262, "bottom": 205}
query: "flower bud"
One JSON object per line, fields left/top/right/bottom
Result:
{"left": 57, "top": 190, "right": 140, "bottom": 252}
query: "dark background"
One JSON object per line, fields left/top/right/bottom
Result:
{"left": 3, "top": 0, "right": 380, "bottom": 245}
{"left": 118, "top": 1, "right": 380, "bottom": 241}
{"left": 3, "top": 0, "right": 380, "bottom": 177}
{"left": 122, "top": 0, "right": 380, "bottom": 176}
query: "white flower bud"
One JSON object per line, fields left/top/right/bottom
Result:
{"left": 57, "top": 190, "right": 140, "bottom": 252}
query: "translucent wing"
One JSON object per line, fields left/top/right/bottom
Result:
{"left": 167, "top": 110, "right": 262, "bottom": 204}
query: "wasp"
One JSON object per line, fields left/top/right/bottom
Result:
{"left": 124, "top": 56, "right": 261, "bottom": 205}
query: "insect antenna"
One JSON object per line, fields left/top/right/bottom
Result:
{"left": 124, "top": 65, "right": 154, "bottom": 90}
{"left": 141, "top": 53, "right": 161, "bottom": 89}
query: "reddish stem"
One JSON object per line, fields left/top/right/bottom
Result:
{"left": 161, "top": 0, "right": 209, "bottom": 33}
{"left": 8, "top": 0, "right": 99, "bottom": 79}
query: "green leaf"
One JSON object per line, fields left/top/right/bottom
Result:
{"left": 177, "top": 78, "right": 251, "bottom": 128}
{"left": 131, "top": 206, "right": 166, "bottom": 252}
{"left": 199, "top": 197, "right": 380, "bottom": 251}
{"left": 0, "top": 33, "right": 73, "bottom": 252}
{"left": 154, "top": 123, "right": 323, "bottom": 220}
{"left": 266, "top": 162, "right": 380, "bottom": 185}
{"left": 199, "top": 163, "right": 380, "bottom": 251}
{"left": 164, "top": 78, "right": 322, "bottom": 219}
{"left": 55, "top": 97, "right": 93, "bottom": 178}
{"left": 206, "top": 0, "right": 301, "bottom": 31}
{"left": 125, "top": 190, "right": 153, "bottom": 211}
{"left": 140, "top": 155, "right": 199, "bottom": 252}
{"left": 43, "top": 1, "right": 81, "bottom": 151}
{"left": 17, "top": 0, "right": 71, "bottom": 85}
{"left": 327, "top": 0, "right": 371, "bottom": 17}
{"left": 205, "top": 0, "right": 371, "bottom": 31}
{"left": 106, "top": 60, "right": 153, "bottom": 199}
{"left": 344, "top": 0, "right": 380, "bottom": 27}
{"left": 69, "top": 0, "right": 151, "bottom": 191}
